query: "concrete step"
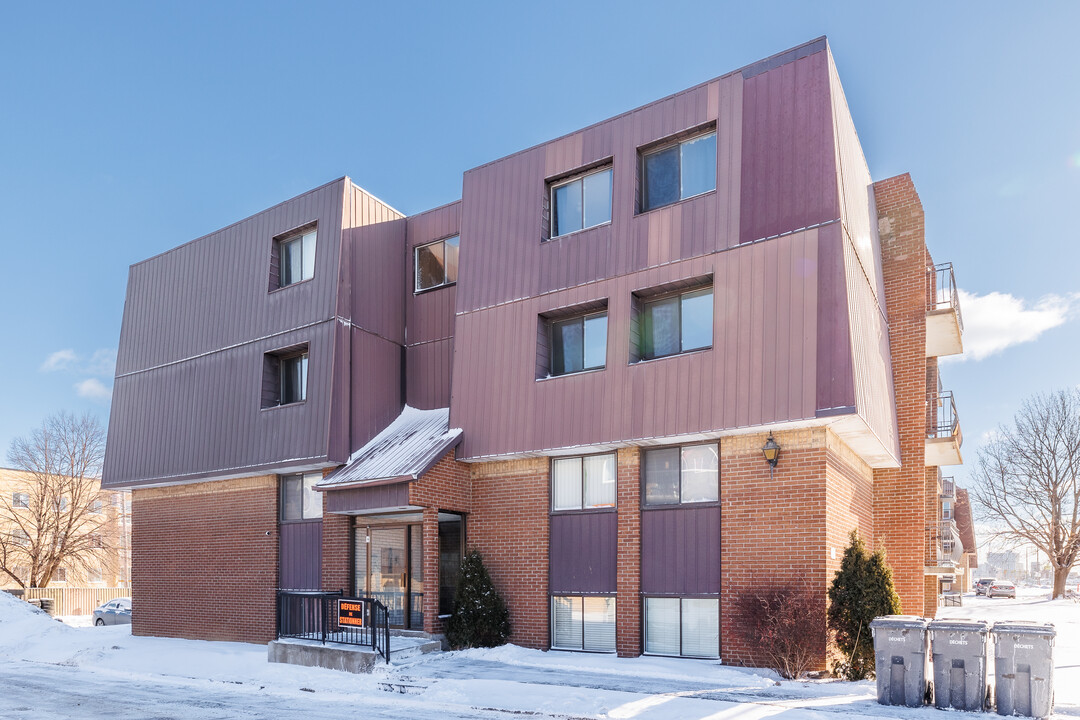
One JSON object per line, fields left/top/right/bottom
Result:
{"left": 268, "top": 636, "right": 441, "bottom": 674}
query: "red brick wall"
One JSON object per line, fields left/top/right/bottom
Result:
{"left": 468, "top": 457, "right": 549, "bottom": 649}
{"left": 616, "top": 447, "right": 641, "bottom": 657}
{"left": 408, "top": 450, "right": 471, "bottom": 635}
{"left": 130, "top": 475, "right": 278, "bottom": 644}
{"left": 873, "top": 173, "right": 930, "bottom": 615}
{"left": 321, "top": 466, "right": 351, "bottom": 593}
{"left": 720, "top": 430, "right": 831, "bottom": 667}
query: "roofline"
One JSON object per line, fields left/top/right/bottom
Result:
{"left": 463, "top": 36, "right": 828, "bottom": 176}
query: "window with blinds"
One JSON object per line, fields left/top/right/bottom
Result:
{"left": 644, "top": 597, "right": 719, "bottom": 658}
{"left": 551, "top": 595, "right": 616, "bottom": 652}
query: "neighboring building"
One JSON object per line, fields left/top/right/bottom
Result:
{"left": 949, "top": 486, "right": 978, "bottom": 592}
{"left": 0, "top": 467, "right": 131, "bottom": 589}
{"left": 101, "top": 37, "right": 966, "bottom": 666}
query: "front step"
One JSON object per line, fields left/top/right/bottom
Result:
{"left": 268, "top": 636, "right": 441, "bottom": 674}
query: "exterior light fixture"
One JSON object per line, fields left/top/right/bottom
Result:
{"left": 762, "top": 435, "right": 780, "bottom": 477}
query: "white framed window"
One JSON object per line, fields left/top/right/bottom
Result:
{"left": 281, "top": 472, "right": 323, "bottom": 521}
{"left": 640, "top": 131, "right": 716, "bottom": 212}
{"left": 415, "top": 236, "right": 459, "bottom": 292}
{"left": 550, "top": 166, "right": 612, "bottom": 238}
{"left": 277, "top": 228, "right": 317, "bottom": 288}
{"left": 551, "top": 595, "right": 616, "bottom": 652}
{"left": 643, "top": 443, "right": 718, "bottom": 506}
{"left": 552, "top": 454, "right": 616, "bottom": 511}
{"left": 644, "top": 597, "right": 719, "bottom": 658}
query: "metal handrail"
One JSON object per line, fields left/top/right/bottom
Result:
{"left": 276, "top": 590, "right": 391, "bottom": 664}
{"left": 928, "top": 262, "right": 964, "bottom": 332}
{"left": 927, "top": 391, "right": 960, "bottom": 439}
{"left": 940, "top": 476, "right": 956, "bottom": 499}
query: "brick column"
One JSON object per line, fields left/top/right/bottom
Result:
{"left": 421, "top": 506, "right": 441, "bottom": 634}
{"left": 872, "top": 173, "right": 929, "bottom": 615}
{"left": 321, "top": 508, "right": 352, "bottom": 593}
{"left": 616, "top": 447, "right": 641, "bottom": 657}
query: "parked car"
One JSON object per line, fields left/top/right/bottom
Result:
{"left": 988, "top": 581, "right": 1016, "bottom": 599}
{"left": 93, "top": 597, "right": 132, "bottom": 626}
{"left": 975, "top": 578, "right": 996, "bottom": 595}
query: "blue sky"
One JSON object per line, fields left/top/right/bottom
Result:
{"left": 1, "top": 1, "right": 1077, "bottom": 506}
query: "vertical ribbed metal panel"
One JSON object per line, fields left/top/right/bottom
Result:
{"left": 325, "top": 483, "right": 410, "bottom": 513}
{"left": 450, "top": 231, "right": 821, "bottom": 459}
{"left": 815, "top": 223, "right": 856, "bottom": 413}
{"left": 280, "top": 521, "right": 323, "bottom": 590}
{"left": 738, "top": 48, "right": 838, "bottom": 245}
{"left": 350, "top": 328, "right": 404, "bottom": 453}
{"left": 641, "top": 505, "right": 721, "bottom": 595}
{"left": 549, "top": 511, "right": 617, "bottom": 593}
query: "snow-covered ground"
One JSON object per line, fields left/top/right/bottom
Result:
{"left": 1, "top": 588, "right": 1077, "bottom": 719}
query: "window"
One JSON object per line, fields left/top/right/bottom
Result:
{"left": 438, "top": 513, "right": 465, "bottom": 616}
{"left": 53, "top": 568, "right": 67, "bottom": 583}
{"left": 277, "top": 228, "right": 317, "bottom": 288}
{"left": 12, "top": 492, "right": 28, "bottom": 508}
{"left": 550, "top": 312, "right": 607, "bottom": 376}
{"left": 11, "top": 528, "right": 29, "bottom": 547}
{"left": 263, "top": 347, "right": 308, "bottom": 408}
{"left": 280, "top": 472, "right": 323, "bottom": 521}
{"left": 89, "top": 534, "right": 104, "bottom": 549}
{"left": 639, "top": 287, "right": 713, "bottom": 360}
{"left": 550, "top": 166, "right": 612, "bottom": 238}
{"left": 942, "top": 500, "right": 952, "bottom": 520}
{"left": 552, "top": 596, "right": 616, "bottom": 652}
{"left": 640, "top": 130, "right": 716, "bottom": 212}
{"left": 644, "top": 597, "right": 719, "bottom": 658}
{"left": 415, "top": 236, "right": 459, "bottom": 292}
{"left": 552, "top": 454, "right": 616, "bottom": 511}
{"left": 89, "top": 567, "right": 102, "bottom": 583}
{"left": 643, "top": 444, "right": 718, "bottom": 506}
{"left": 90, "top": 500, "right": 103, "bottom": 514}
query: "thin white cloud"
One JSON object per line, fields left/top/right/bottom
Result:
{"left": 40, "top": 348, "right": 117, "bottom": 376}
{"left": 74, "top": 378, "right": 112, "bottom": 401}
{"left": 41, "top": 349, "right": 78, "bottom": 372}
{"left": 944, "top": 290, "right": 1078, "bottom": 362}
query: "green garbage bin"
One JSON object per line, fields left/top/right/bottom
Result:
{"left": 992, "top": 621, "right": 1056, "bottom": 719}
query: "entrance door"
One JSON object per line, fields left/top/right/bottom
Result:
{"left": 354, "top": 524, "right": 423, "bottom": 629}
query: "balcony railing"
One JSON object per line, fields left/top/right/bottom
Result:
{"left": 928, "top": 391, "right": 959, "bottom": 439}
{"left": 927, "top": 519, "right": 964, "bottom": 568}
{"left": 929, "top": 263, "right": 964, "bottom": 332}
{"left": 940, "top": 476, "right": 956, "bottom": 499}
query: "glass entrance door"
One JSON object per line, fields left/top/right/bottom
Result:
{"left": 354, "top": 523, "right": 423, "bottom": 629}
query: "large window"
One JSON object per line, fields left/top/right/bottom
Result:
{"left": 552, "top": 454, "right": 616, "bottom": 511}
{"left": 550, "top": 166, "right": 612, "bottom": 238}
{"left": 263, "top": 347, "right": 308, "bottom": 408}
{"left": 643, "top": 444, "right": 718, "bottom": 506}
{"left": 552, "top": 595, "right": 616, "bottom": 652}
{"left": 415, "top": 236, "right": 459, "bottom": 292}
{"left": 640, "top": 131, "right": 716, "bottom": 212}
{"left": 277, "top": 228, "right": 317, "bottom": 288}
{"left": 280, "top": 472, "right": 323, "bottom": 521}
{"left": 640, "top": 287, "right": 713, "bottom": 360}
{"left": 644, "top": 597, "right": 719, "bottom": 658}
{"left": 550, "top": 312, "right": 607, "bottom": 376}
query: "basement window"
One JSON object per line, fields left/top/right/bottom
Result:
{"left": 551, "top": 595, "right": 616, "bottom": 652}
{"left": 644, "top": 597, "right": 719, "bottom": 658}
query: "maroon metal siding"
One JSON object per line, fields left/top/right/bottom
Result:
{"left": 450, "top": 230, "right": 823, "bottom": 459}
{"left": 641, "top": 505, "right": 721, "bottom": 595}
{"left": 739, "top": 48, "right": 838, "bottom": 245}
{"left": 405, "top": 202, "right": 460, "bottom": 409}
{"left": 815, "top": 222, "right": 856, "bottom": 414}
{"left": 325, "top": 482, "right": 410, "bottom": 514}
{"left": 549, "top": 512, "right": 617, "bottom": 594}
{"left": 349, "top": 329, "right": 404, "bottom": 453}
{"left": 279, "top": 521, "right": 323, "bottom": 590}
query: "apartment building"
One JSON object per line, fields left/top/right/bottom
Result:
{"left": 101, "top": 37, "right": 967, "bottom": 666}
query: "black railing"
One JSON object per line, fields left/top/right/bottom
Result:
{"left": 928, "top": 262, "right": 964, "bottom": 332}
{"left": 927, "top": 391, "right": 960, "bottom": 439}
{"left": 276, "top": 590, "right": 391, "bottom": 664}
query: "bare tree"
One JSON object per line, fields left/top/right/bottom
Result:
{"left": 1, "top": 411, "right": 111, "bottom": 588}
{"left": 972, "top": 389, "right": 1080, "bottom": 598}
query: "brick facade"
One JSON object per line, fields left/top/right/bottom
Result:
{"left": 615, "top": 447, "right": 641, "bottom": 657}
{"left": 130, "top": 475, "right": 278, "bottom": 644}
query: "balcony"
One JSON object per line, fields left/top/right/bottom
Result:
{"left": 940, "top": 476, "right": 956, "bottom": 499}
{"left": 925, "top": 519, "right": 964, "bottom": 574}
{"left": 926, "top": 391, "right": 963, "bottom": 466}
{"left": 926, "top": 263, "right": 964, "bottom": 357}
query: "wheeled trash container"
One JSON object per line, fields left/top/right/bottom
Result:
{"left": 870, "top": 615, "right": 930, "bottom": 707}
{"left": 991, "top": 621, "right": 1056, "bottom": 719}
{"left": 929, "top": 618, "right": 990, "bottom": 711}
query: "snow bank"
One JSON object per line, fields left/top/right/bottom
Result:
{"left": 0, "top": 589, "right": 74, "bottom": 658}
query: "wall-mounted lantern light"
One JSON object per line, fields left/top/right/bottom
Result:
{"left": 762, "top": 435, "right": 780, "bottom": 478}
